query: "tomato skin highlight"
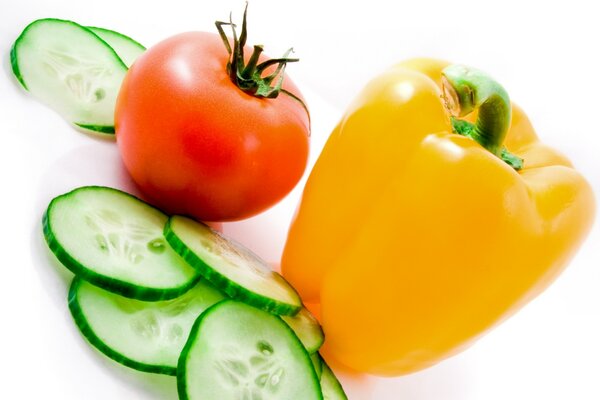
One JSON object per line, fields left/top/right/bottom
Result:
{"left": 115, "top": 32, "right": 310, "bottom": 221}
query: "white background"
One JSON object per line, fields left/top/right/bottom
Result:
{"left": 1, "top": 0, "right": 599, "bottom": 399}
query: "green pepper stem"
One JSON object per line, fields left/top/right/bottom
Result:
{"left": 441, "top": 65, "right": 511, "bottom": 157}
{"left": 442, "top": 65, "right": 523, "bottom": 170}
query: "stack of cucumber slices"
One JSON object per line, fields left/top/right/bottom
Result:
{"left": 11, "top": 18, "right": 145, "bottom": 134}
{"left": 44, "top": 186, "right": 347, "bottom": 399}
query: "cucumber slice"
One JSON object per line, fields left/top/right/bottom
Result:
{"left": 11, "top": 18, "right": 128, "bottom": 134}
{"left": 44, "top": 186, "right": 198, "bottom": 300}
{"left": 165, "top": 216, "right": 302, "bottom": 316}
{"left": 178, "top": 300, "right": 323, "bottom": 400}
{"left": 69, "top": 277, "right": 224, "bottom": 375}
{"left": 320, "top": 358, "right": 348, "bottom": 400}
{"left": 87, "top": 26, "right": 145, "bottom": 68}
{"left": 281, "top": 307, "right": 324, "bottom": 354}
{"left": 311, "top": 353, "right": 323, "bottom": 379}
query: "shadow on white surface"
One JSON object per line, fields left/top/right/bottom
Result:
{"left": 30, "top": 141, "right": 180, "bottom": 398}
{"left": 77, "top": 342, "right": 178, "bottom": 400}
{"left": 31, "top": 228, "right": 179, "bottom": 399}
{"left": 29, "top": 141, "right": 134, "bottom": 308}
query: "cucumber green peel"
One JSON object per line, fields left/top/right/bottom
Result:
{"left": 282, "top": 307, "right": 325, "bottom": 354}
{"left": 44, "top": 186, "right": 199, "bottom": 300}
{"left": 69, "top": 277, "right": 224, "bottom": 375}
{"left": 319, "top": 356, "right": 348, "bottom": 400}
{"left": 11, "top": 18, "right": 145, "bottom": 135}
{"left": 87, "top": 26, "right": 146, "bottom": 68}
{"left": 178, "top": 300, "right": 323, "bottom": 400}
{"left": 165, "top": 215, "right": 302, "bottom": 316}
{"left": 312, "top": 353, "right": 323, "bottom": 379}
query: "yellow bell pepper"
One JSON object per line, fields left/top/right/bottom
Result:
{"left": 281, "top": 58, "right": 595, "bottom": 375}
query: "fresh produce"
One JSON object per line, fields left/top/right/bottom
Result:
{"left": 115, "top": 7, "right": 310, "bottom": 221}
{"left": 10, "top": 19, "right": 142, "bottom": 134}
{"left": 177, "top": 300, "right": 322, "bottom": 400}
{"left": 68, "top": 277, "right": 224, "bottom": 375}
{"left": 44, "top": 186, "right": 199, "bottom": 300}
{"left": 282, "top": 58, "right": 596, "bottom": 375}
{"left": 43, "top": 183, "right": 342, "bottom": 397}
{"left": 86, "top": 26, "right": 145, "bottom": 68}
{"left": 311, "top": 353, "right": 324, "bottom": 378}
{"left": 281, "top": 307, "right": 325, "bottom": 354}
{"left": 165, "top": 215, "right": 302, "bottom": 316}
{"left": 319, "top": 357, "right": 348, "bottom": 400}
{"left": 308, "top": 354, "right": 349, "bottom": 399}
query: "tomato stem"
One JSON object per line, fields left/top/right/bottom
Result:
{"left": 215, "top": 3, "right": 305, "bottom": 107}
{"left": 442, "top": 65, "right": 523, "bottom": 170}
{"left": 242, "top": 45, "right": 263, "bottom": 79}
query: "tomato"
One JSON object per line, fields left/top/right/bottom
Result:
{"left": 115, "top": 20, "right": 310, "bottom": 221}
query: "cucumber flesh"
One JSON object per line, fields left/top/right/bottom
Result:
{"left": 282, "top": 307, "right": 324, "bottom": 354}
{"left": 87, "top": 26, "right": 145, "bottom": 68}
{"left": 320, "top": 358, "right": 348, "bottom": 400}
{"left": 44, "top": 186, "right": 199, "bottom": 300}
{"left": 11, "top": 18, "right": 127, "bottom": 134}
{"left": 178, "top": 300, "right": 323, "bottom": 400}
{"left": 165, "top": 216, "right": 302, "bottom": 316}
{"left": 69, "top": 277, "right": 224, "bottom": 375}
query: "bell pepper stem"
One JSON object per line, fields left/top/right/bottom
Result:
{"left": 442, "top": 65, "right": 522, "bottom": 170}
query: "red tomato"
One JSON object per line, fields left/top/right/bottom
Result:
{"left": 115, "top": 30, "right": 310, "bottom": 221}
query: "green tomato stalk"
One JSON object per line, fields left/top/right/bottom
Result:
{"left": 216, "top": 4, "right": 301, "bottom": 101}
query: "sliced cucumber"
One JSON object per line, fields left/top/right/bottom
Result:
{"left": 282, "top": 307, "right": 324, "bottom": 354}
{"left": 87, "top": 26, "right": 145, "bottom": 68}
{"left": 311, "top": 353, "right": 323, "bottom": 379}
{"left": 165, "top": 216, "right": 302, "bottom": 316}
{"left": 320, "top": 358, "right": 348, "bottom": 400}
{"left": 69, "top": 277, "right": 224, "bottom": 375}
{"left": 11, "top": 18, "right": 127, "bottom": 134}
{"left": 44, "top": 186, "right": 198, "bottom": 300}
{"left": 178, "top": 300, "right": 323, "bottom": 400}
